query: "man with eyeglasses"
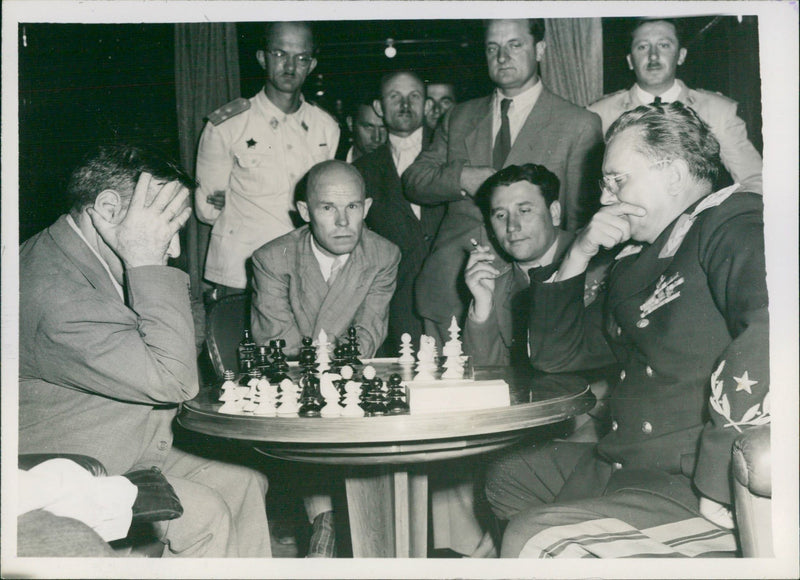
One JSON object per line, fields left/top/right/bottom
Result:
{"left": 588, "top": 18, "right": 762, "bottom": 194}
{"left": 196, "top": 21, "right": 340, "bottom": 298}
{"left": 485, "top": 102, "right": 769, "bottom": 558}
{"left": 404, "top": 18, "right": 603, "bottom": 349}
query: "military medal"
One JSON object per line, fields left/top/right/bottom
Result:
{"left": 638, "top": 272, "right": 685, "bottom": 327}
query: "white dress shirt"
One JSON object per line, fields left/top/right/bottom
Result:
{"left": 635, "top": 80, "right": 682, "bottom": 105}
{"left": 389, "top": 126, "right": 424, "bottom": 219}
{"left": 492, "top": 80, "right": 544, "bottom": 146}
{"left": 311, "top": 237, "right": 349, "bottom": 282}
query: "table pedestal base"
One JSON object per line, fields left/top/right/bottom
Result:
{"left": 345, "top": 466, "right": 428, "bottom": 557}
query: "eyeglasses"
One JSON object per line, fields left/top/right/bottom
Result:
{"left": 266, "top": 49, "right": 314, "bottom": 68}
{"left": 599, "top": 159, "right": 671, "bottom": 196}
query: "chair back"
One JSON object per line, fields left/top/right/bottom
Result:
{"left": 732, "top": 424, "right": 772, "bottom": 557}
{"left": 205, "top": 293, "right": 250, "bottom": 378}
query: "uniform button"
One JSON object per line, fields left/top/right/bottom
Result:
{"left": 612, "top": 462, "right": 623, "bottom": 470}
{"left": 642, "top": 421, "right": 653, "bottom": 434}
{"left": 157, "top": 440, "right": 168, "bottom": 451}
{"left": 611, "top": 420, "right": 619, "bottom": 431}
{"left": 645, "top": 365, "right": 654, "bottom": 377}
{"left": 616, "top": 326, "right": 622, "bottom": 337}
{"left": 287, "top": 144, "right": 293, "bottom": 150}
{"left": 619, "top": 370, "right": 626, "bottom": 381}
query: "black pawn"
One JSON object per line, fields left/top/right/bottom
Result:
{"left": 256, "top": 345, "right": 272, "bottom": 378}
{"left": 346, "top": 327, "right": 362, "bottom": 366}
{"left": 299, "top": 337, "right": 318, "bottom": 376}
{"left": 386, "top": 374, "right": 409, "bottom": 414}
{"left": 331, "top": 344, "right": 347, "bottom": 374}
{"left": 365, "top": 376, "right": 387, "bottom": 416}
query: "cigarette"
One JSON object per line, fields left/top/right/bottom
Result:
{"left": 469, "top": 238, "right": 479, "bottom": 248}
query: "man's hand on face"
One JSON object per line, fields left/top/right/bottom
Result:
{"left": 574, "top": 202, "right": 647, "bottom": 258}
{"left": 460, "top": 166, "right": 496, "bottom": 197}
{"left": 89, "top": 172, "right": 192, "bottom": 268}
{"left": 206, "top": 190, "right": 226, "bottom": 210}
{"left": 465, "top": 242, "right": 501, "bottom": 323}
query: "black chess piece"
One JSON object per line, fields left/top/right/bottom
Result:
{"left": 346, "top": 327, "right": 362, "bottom": 366}
{"left": 386, "top": 373, "right": 409, "bottom": 414}
{"left": 364, "top": 375, "right": 387, "bottom": 416}
{"left": 256, "top": 345, "right": 272, "bottom": 378}
{"left": 330, "top": 344, "right": 347, "bottom": 374}
{"left": 299, "top": 336, "right": 319, "bottom": 375}
{"left": 269, "top": 339, "right": 290, "bottom": 383}
{"left": 238, "top": 328, "right": 257, "bottom": 373}
{"left": 298, "top": 374, "right": 322, "bottom": 417}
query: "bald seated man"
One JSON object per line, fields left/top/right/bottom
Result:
{"left": 250, "top": 160, "right": 399, "bottom": 556}
{"left": 251, "top": 159, "right": 400, "bottom": 359}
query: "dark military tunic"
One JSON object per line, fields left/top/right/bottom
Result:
{"left": 489, "top": 187, "right": 769, "bottom": 557}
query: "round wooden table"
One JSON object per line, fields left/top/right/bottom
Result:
{"left": 179, "top": 366, "right": 594, "bottom": 558}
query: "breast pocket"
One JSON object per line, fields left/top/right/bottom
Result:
{"left": 231, "top": 151, "right": 282, "bottom": 197}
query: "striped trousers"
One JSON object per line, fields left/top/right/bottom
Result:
{"left": 485, "top": 441, "right": 737, "bottom": 558}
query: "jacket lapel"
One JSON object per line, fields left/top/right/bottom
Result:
{"left": 314, "top": 239, "right": 369, "bottom": 337}
{"left": 464, "top": 96, "right": 494, "bottom": 167}
{"left": 505, "top": 87, "right": 557, "bottom": 166}
{"left": 49, "top": 215, "right": 124, "bottom": 302}
{"left": 295, "top": 230, "right": 329, "bottom": 332}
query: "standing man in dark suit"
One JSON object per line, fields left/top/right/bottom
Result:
{"left": 354, "top": 70, "right": 445, "bottom": 353}
{"left": 404, "top": 18, "right": 604, "bottom": 345}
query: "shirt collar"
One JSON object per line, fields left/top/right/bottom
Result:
{"left": 257, "top": 88, "right": 307, "bottom": 120}
{"left": 635, "top": 80, "right": 681, "bottom": 105}
{"left": 388, "top": 126, "right": 424, "bottom": 152}
{"left": 493, "top": 79, "right": 543, "bottom": 112}
{"left": 310, "top": 236, "right": 349, "bottom": 281}
{"left": 66, "top": 214, "right": 125, "bottom": 300}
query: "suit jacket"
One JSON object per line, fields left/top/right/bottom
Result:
{"left": 250, "top": 225, "right": 400, "bottom": 358}
{"left": 18, "top": 215, "right": 198, "bottom": 476}
{"left": 353, "top": 138, "right": 445, "bottom": 351}
{"left": 527, "top": 190, "right": 769, "bottom": 505}
{"left": 403, "top": 86, "right": 604, "bottom": 326}
{"left": 588, "top": 80, "right": 763, "bottom": 194}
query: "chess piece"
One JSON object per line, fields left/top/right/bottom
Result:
{"left": 298, "top": 374, "right": 322, "bottom": 417}
{"left": 346, "top": 327, "right": 362, "bottom": 366}
{"left": 253, "top": 378, "right": 278, "bottom": 416}
{"left": 319, "top": 373, "right": 344, "bottom": 418}
{"left": 269, "top": 339, "right": 290, "bottom": 383}
{"left": 361, "top": 366, "right": 386, "bottom": 416}
{"left": 218, "top": 370, "right": 238, "bottom": 402}
{"left": 256, "top": 344, "right": 272, "bottom": 378}
{"left": 414, "top": 335, "right": 437, "bottom": 382}
{"left": 317, "top": 329, "right": 332, "bottom": 374}
{"left": 341, "top": 379, "right": 365, "bottom": 417}
{"left": 336, "top": 365, "right": 354, "bottom": 404}
{"left": 398, "top": 333, "right": 415, "bottom": 364}
{"left": 386, "top": 374, "right": 409, "bottom": 414}
{"left": 360, "top": 365, "right": 376, "bottom": 410}
{"left": 299, "top": 337, "right": 319, "bottom": 376}
{"left": 331, "top": 344, "right": 347, "bottom": 374}
{"left": 238, "top": 328, "right": 257, "bottom": 374}
{"left": 277, "top": 378, "right": 300, "bottom": 416}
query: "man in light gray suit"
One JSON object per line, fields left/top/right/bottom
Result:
{"left": 19, "top": 145, "right": 271, "bottom": 557}
{"left": 250, "top": 159, "right": 399, "bottom": 556}
{"left": 404, "top": 18, "right": 604, "bottom": 346}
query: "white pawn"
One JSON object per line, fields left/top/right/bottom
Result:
{"left": 253, "top": 380, "right": 278, "bottom": 416}
{"left": 218, "top": 375, "right": 238, "bottom": 402}
{"left": 277, "top": 378, "right": 300, "bottom": 416}
{"left": 398, "top": 333, "right": 415, "bottom": 364}
{"left": 241, "top": 382, "right": 260, "bottom": 413}
{"left": 219, "top": 388, "right": 246, "bottom": 414}
{"left": 320, "top": 373, "right": 343, "bottom": 417}
{"left": 414, "top": 336, "right": 436, "bottom": 382}
{"left": 317, "top": 329, "right": 332, "bottom": 374}
{"left": 443, "top": 316, "right": 463, "bottom": 358}
{"left": 341, "top": 380, "right": 365, "bottom": 417}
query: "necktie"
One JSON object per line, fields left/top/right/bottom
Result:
{"left": 652, "top": 96, "right": 663, "bottom": 105}
{"left": 492, "top": 98, "right": 512, "bottom": 171}
{"left": 328, "top": 256, "right": 344, "bottom": 286}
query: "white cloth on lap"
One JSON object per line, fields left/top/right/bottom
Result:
{"left": 18, "top": 458, "right": 137, "bottom": 541}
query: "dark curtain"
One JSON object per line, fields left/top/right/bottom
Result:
{"left": 174, "top": 23, "right": 241, "bottom": 302}
{"left": 540, "top": 18, "right": 604, "bottom": 107}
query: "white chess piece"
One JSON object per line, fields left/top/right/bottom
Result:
{"left": 317, "top": 329, "right": 331, "bottom": 374}
{"left": 341, "top": 380, "right": 365, "bottom": 417}
{"left": 414, "top": 335, "right": 437, "bottom": 382}
{"left": 218, "top": 377, "right": 238, "bottom": 401}
{"left": 398, "top": 332, "right": 415, "bottom": 364}
{"left": 252, "top": 377, "right": 277, "bottom": 416}
{"left": 277, "top": 378, "right": 300, "bottom": 416}
{"left": 320, "top": 373, "right": 343, "bottom": 417}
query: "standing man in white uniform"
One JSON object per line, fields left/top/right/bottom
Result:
{"left": 196, "top": 21, "right": 340, "bottom": 296}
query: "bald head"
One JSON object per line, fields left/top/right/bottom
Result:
{"left": 297, "top": 160, "right": 372, "bottom": 257}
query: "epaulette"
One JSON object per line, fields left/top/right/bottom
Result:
{"left": 692, "top": 87, "right": 736, "bottom": 105}
{"left": 207, "top": 98, "right": 250, "bottom": 126}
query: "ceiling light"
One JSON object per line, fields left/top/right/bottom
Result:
{"left": 384, "top": 39, "right": 397, "bottom": 59}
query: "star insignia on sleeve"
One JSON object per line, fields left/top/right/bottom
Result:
{"left": 246, "top": 138, "right": 257, "bottom": 148}
{"left": 733, "top": 371, "right": 758, "bottom": 394}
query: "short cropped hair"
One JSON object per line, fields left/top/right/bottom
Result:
{"left": 264, "top": 21, "right": 316, "bottom": 53}
{"left": 67, "top": 144, "right": 195, "bottom": 211}
{"left": 484, "top": 19, "right": 546, "bottom": 44}
{"left": 606, "top": 102, "right": 721, "bottom": 185}
{"left": 475, "top": 163, "right": 560, "bottom": 217}
{"left": 629, "top": 18, "right": 685, "bottom": 47}
{"left": 379, "top": 70, "right": 426, "bottom": 97}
